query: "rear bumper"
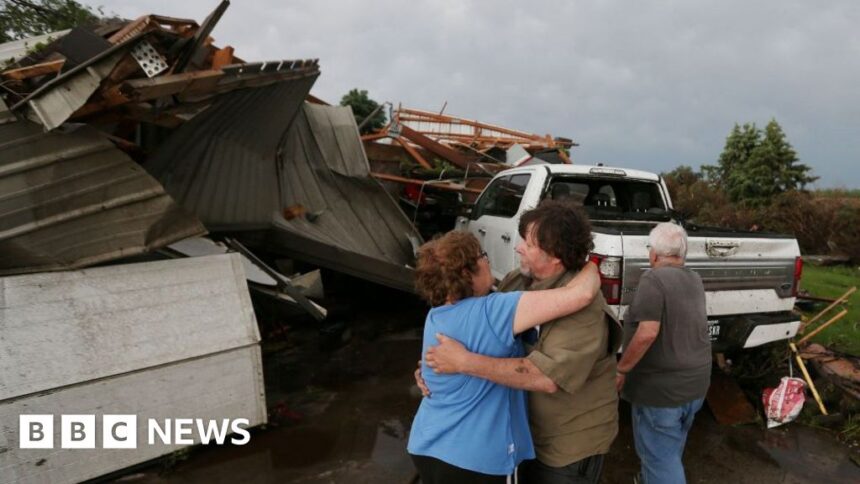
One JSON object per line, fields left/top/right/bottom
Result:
{"left": 711, "top": 311, "right": 800, "bottom": 352}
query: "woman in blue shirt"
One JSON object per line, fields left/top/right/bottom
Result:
{"left": 408, "top": 231, "right": 600, "bottom": 483}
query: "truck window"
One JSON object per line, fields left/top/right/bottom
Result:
{"left": 472, "top": 173, "right": 532, "bottom": 219}
{"left": 547, "top": 177, "right": 668, "bottom": 220}
{"left": 549, "top": 182, "right": 589, "bottom": 204}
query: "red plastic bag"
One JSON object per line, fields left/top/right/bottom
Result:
{"left": 762, "top": 376, "right": 806, "bottom": 429}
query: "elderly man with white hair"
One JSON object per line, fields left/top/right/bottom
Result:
{"left": 615, "top": 222, "right": 711, "bottom": 484}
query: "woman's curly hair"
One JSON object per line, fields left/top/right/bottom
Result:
{"left": 415, "top": 231, "right": 482, "bottom": 307}
{"left": 518, "top": 200, "right": 594, "bottom": 271}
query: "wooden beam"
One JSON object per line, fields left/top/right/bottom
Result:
{"left": 211, "top": 46, "right": 234, "bottom": 70}
{"left": 306, "top": 93, "right": 329, "bottom": 105}
{"left": 790, "top": 342, "right": 828, "bottom": 415}
{"left": 799, "top": 286, "right": 856, "bottom": 332}
{"left": 798, "top": 309, "right": 849, "bottom": 346}
{"left": 398, "top": 124, "right": 474, "bottom": 169}
{"left": 1, "top": 59, "right": 64, "bottom": 81}
{"left": 361, "top": 132, "right": 389, "bottom": 142}
{"left": 394, "top": 136, "right": 433, "bottom": 169}
{"left": 371, "top": 172, "right": 483, "bottom": 194}
{"left": 72, "top": 70, "right": 224, "bottom": 117}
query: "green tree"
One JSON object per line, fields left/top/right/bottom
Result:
{"left": 705, "top": 119, "right": 816, "bottom": 204}
{"left": 0, "top": 0, "right": 99, "bottom": 43}
{"left": 340, "top": 88, "right": 386, "bottom": 134}
{"left": 758, "top": 120, "right": 817, "bottom": 192}
{"left": 703, "top": 122, "right": 759, "bottom": 190}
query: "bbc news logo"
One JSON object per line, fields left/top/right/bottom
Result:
{"left": 19, "top": 415, "right": 251, "bottom": 449}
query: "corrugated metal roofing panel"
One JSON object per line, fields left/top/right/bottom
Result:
{"left": 272, "top": 103, "right": 420, "bottom": 290}
{"left": 24, "top": 50, "right": 123, "bottom": 130}
{"left": 0, "top": 113, "right": 206, "bottom": 275}
{"left": 144, "top": 78, "right": 421, "bottom": 291}
{"left": 145, "top": 74, "right": 319, "bottom": 228}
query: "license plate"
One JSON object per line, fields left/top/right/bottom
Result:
{"left": 707, "top": 320, "right": 720, "bottom": 341}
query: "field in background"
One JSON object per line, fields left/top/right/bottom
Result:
{"left": 815, "top": 188, "right": 860, "bottom": 199}
{"left": 798, "top": 264, "right": 860, "bottom": 355}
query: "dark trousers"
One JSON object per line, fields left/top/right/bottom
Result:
{"left": 410, "top": 454, "right": 510, "bottom": 484}
{"left": 519, "top": 454, "right": 605, "bottom": 484}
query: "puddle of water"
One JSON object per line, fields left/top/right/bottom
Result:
{"left": 121, "top": 326, "right": 423, "bottom": 484}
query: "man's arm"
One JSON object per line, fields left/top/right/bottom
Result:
{"left": 425, "top": 334, "right": 558, "bottom": 393}
{"left": 615, "top": 320, "right": 660, "bottom": 391}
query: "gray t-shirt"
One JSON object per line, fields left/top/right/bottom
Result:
{"left": 621, "top": 266, "right": 711, "bottom": 407}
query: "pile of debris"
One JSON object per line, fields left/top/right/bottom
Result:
{"left": 0, "top": 2, "right": 582, "bottom": 482}
{"left": 0, "top": 3, "right": 416, "bottom": 481}
{"left": 0, "top": 0, "right": 420, "bottom": 293}
{"left": 362, "top": 105, "right": 576, "bottom": 238}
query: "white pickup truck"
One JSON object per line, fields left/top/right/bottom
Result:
{"left": 457, "top": 164, "right": 803, "bottom": 352}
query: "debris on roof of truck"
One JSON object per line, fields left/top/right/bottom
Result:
{"left": 361, "top": 105, "right": 577, "bottom": 239}
{"left": 363, "top": 105, "right": 576, "bottom": 171}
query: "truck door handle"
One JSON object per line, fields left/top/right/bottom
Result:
{"left": 478, "top": 228, "right": 487, "bottom": 235}
{"left": 501, "top": 234, "right": 511, "bottom": 243}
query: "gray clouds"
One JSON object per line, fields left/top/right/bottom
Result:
{"left": 84, "top": 0, "right": 860, "bottom": 187}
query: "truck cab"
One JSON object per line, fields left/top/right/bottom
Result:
{"left": 458, "top": 164, "right": 803, "bottom": 352}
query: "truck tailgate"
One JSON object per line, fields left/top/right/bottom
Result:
{"left": 615, "top": 226, "right": 800, "bottom": 316}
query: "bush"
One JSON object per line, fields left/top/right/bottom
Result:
{"left": 664, "top": 168, "right": 860, "bottom": 262}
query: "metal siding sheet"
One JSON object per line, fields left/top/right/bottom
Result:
{"left": 145, "top": 75, "right": 319, "bottom": 228}
{"left": 0, "top": 346, "right": 266, "bottom": 484}
{"left": 143, "top": 77, "right": 420, "bottom": 290}
{"left": 0, "top": 118, "right": 206, "bottom": 275}
{"left": 0, "top": 254, "right": 260, "bottom": 401}
{"left": 0, "top": 254, "right": 265, "bottom": 483}
{"left": 275, "top": 103, "right": 419, "bottom": 270}
{"left": 24, "top": 50, "right": 124, "bottom": 130}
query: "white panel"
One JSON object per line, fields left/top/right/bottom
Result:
{"left": 0, "top": 346, "right": 266, "bottom": 484}
{"left": 0, "top": 254, "right": 259, "bottom": 401}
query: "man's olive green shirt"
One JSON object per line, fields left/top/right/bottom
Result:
{"left": 499, "top": 269, "right": 622, "bottom": 467}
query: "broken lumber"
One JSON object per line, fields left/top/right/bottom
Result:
{"left": 371, "top": 172, "right": 484, "bottom": 194}
{"left": 798, "top": 308, "right": 849, "bottom": 345}
{"left": 1, "top": 59, "right": 64, "bottom": 80}
{"left": 790, "top": 342, "right": 829, "bottom": 415}
{"left": 800, "top": 286, "right": 856, "bottom": 332}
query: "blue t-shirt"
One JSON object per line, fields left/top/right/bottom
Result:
{"left": 407, "top": 291, "right": 534, "bottom": 475}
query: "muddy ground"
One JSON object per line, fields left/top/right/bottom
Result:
{"left": 112, "top": 281, "right": 860, "bottom": 484}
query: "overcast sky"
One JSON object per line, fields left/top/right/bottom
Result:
{"left": 82, "top": 0, "right": 860, "bottom": 188}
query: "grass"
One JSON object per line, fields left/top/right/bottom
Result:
{"left": 797, "top": 264, "right": 860, "bottom": 355}
{"left": 814, "top": 188, "right": 860, "bottom": 198}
